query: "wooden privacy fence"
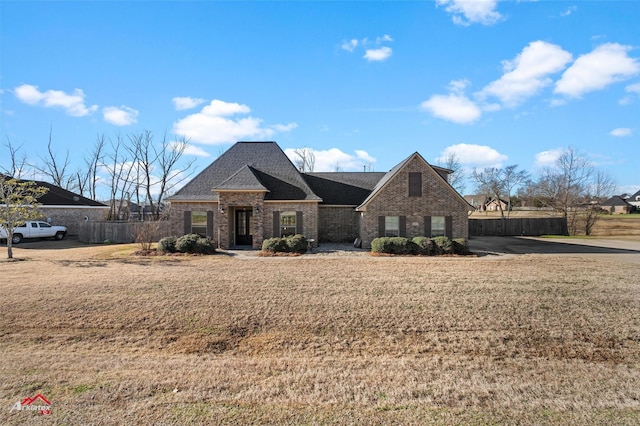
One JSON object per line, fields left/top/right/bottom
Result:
{"left": 469, "top": 217, "right": 568, "bottom": 237}
{"left": 78, "top": 221, "right": 174, "bottom": 244}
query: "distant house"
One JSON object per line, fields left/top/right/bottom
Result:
{"left": 484, "top": 197, "right": 509, "bottom": 212}
{"left": 602, "top": 195, "right": 633, "bottom": 214}
{"left": 464, "top": 195, "right": 509, "bottom": 213}
{"left": 1, "top": 176, "right": 108, "bottom": 235}
{"left": 626, "top": 190, "right": 640, "bottom": 209}
{"left": 464, "top": 195, "right": 488, "bottom": 211}
{"left": 166, "top": 141, "right": 473, "bottom": 249}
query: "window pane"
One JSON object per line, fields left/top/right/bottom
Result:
{"left": 191, "top": 211, "right": 207, "bottom": 236}
{"left": 385, "top": 216, "right": 399, "bottom": 237}
{"left": 431, "top": 216, "right": 445, "bottom": 237}
{"left": 280, "top": 211, "right": 296, "bottom": 237}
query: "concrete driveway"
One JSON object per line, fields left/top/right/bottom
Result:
{"left": 468, "top": 236, "right": 640, "bottom": 264}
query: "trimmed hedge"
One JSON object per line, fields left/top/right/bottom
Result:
{"left": 371, "top": 236, "right": 470, "bottom": 256}
{"left": 159, "top": 234, "right": 216, "bottom": 254}
{"left": 158, "top": 236, "right": 177, "bottom": 253}
{"left": 262, "top": 234, "right": 308, "bottom": 253}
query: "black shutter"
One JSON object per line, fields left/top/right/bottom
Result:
{"left": 183, "top": 211, "right": 191, "bottom": 235}
{"left": 399, "top": 216, "right": 406, "bottom": 237}
{"left": 445, "top": 216, "right": 453, "bottom": 239}
{"left": 273, "top": 212, "right": 280, "bottom": 237}
{"left": 206, "top": 211, "right": 214, "bottom": 238}
{"left": 424, "top": 216, "right": 431, "bottom": 237}
{"left": 378, "top": 216, "right": 385, "bottom": 237}
{"left": 296, "top": 211, "right": 303, "bottom": 235}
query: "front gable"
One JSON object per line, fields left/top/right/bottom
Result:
{"left": 356, "top": 152, "right": 472, "bottom": 212}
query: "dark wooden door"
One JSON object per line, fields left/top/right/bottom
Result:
{"left": 235, "top": 209, "right": 253, "bottom": 246}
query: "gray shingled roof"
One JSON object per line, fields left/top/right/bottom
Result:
{"left": 602, "top": 196, "right": 632, "bottom": 207}
{"left": 304, "top": 172, "right": 386, "bottom": 205}
{"left": 167, "top": 141, "right": 321, "bottom": 201}
{"left": 2, "top": 175, "right": 106, "bottom": 207}
{"left": 215, "top": 165, "right": 269, "bottom": 192}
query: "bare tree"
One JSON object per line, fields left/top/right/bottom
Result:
{"left": 1, "top": 138, "right": 28, "bottom": 178}
{"left": 104, "top": 134, "right": 135, "bottom": 221}
{"left": 76, "top": 135, "right": 106, "bottom": 200}
{"left": 533, "top": 147, "right": 594, "bottom": 235}
{"left": 292, "top": 147, "right": 316, "bottom": 172}
{"left": 583, "top": 170, "right": 616, "bottom": 235}
{"left": 472, "top": 167, "right": 506, "bottom": 217}
{"left": 128, "top": 131, "right": 195, "bottom": 220}
{"left": 33, "top": 127, "right": 76, "bottom": 191}
{"left": 437, "top": 152, "right": 466, "bottom": 195}
{"left": 501, "top": 165, "right": 529, "bottom": 218}
{"left": 472, "top": 165, "right": 528, "bottom": 218}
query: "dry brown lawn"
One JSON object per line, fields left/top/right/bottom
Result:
{"left": 1, "top": 243, "right": 639, "bottom": 425}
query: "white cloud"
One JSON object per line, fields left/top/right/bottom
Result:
{"left": 480, "top": 41, "right": 572, "bottom": 107}
{"left": 172, "top": 96, "right": 206, "bottom": 111}
{"left": 271, "top": 123, "right": 298, "bottom": 132}
{"left": 436, "top": 143, "right": 507, "bottom": 169}
{"left": 627, "top": 82, "right": 640, "bottom": 94}
{"left": 619, "top": 82, "right": 640, "bottom": 104}
{"left": 376, "top": 34, "right": 393, "bottom": 44}
{"left": 342, "top": 35, "right": 393, "bottom": 62}
{"left": 610, "top": 128, "right": 632, "bottom": 137}
{"left": 103, "top": 106, "right": 139, "bottom": 126}
{"left": 560, "top": 6, "right": 577, "bottom": 17}
{"left": 364, "top": 46, "right": 393, "bottom": 62}
{"left": 534, "top": 148, "right": 565, "bottom": 168}
{"left": 173, "top": 99, "right": 296, "bottom": 145}
{"left": 341, "top": 39, "right": 359, "bottom": 52}
{"left": 14, "top": 84, "right": 98, "bottom": 117}
{"left": 178, "top": 143, "right": 211, "bottom": 157}
{"left": 436, "top": 0, "right": 502, "bottom": 26}
{"left": 420, "top": 93, "right": 481, "bottom": 124}
{"left": 284, "top": 147, "right": 377, "bottom": 172}
{"left": 555, "top": 43, "right": 640, "bottom": 98}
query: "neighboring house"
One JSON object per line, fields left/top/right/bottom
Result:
{"left": 464, "top": 195, "right": 509, "bottom": 213}
{"left": 107, "top": 199, "right": 165, "bottom": 221}
{"left": 602, "top": 195, "right": 633, "bottom": 214}
{"left": 166, "top": 141, "right": 473, "bottom": 249}
{"left": 626, "top": 190, "right": 640, "bottom": 209}
{"left": 484, "top": 197, "right": 509, "bottom": 212}
{"left": 464, "top": 195, "right": 488, "bottom": 211}
{"left": 1, "top": 176, "right": 108, "bottom": 235}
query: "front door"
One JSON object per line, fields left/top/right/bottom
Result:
{"left": 235, "top": 209, "right": 253, "bottom": 246}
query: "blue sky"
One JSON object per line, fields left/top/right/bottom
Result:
{"left": 1, "top": 0, "right": 639, "bottom": 197}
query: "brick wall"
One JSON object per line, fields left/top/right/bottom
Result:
{"left": 318, "top": 206, "right": 359, "bottom": 243}
{"left": 39, "top": 207, "right": 109, "bottom": 236}
{"left": 169, "top": 197, "right": 319, "bottom": 250}
{"left": 218, "top": 192, "right": 265, "bottom": 249}
{"left": 358, "top": 156, "right": 470, "bottom": 248}
{"left": 263, "top": 201, "right": 319, "bottom": 245}
{"left": 168, "top": 201, "right": 217, "bottom": 238}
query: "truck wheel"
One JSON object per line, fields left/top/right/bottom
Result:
{"left": 12, "top": 234, "right": 22, "bottom": 244}
{"left": 55, "top": 232, "right": 65, "bottom": 240}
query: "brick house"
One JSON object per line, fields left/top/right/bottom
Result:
{"left": 166, "top": 141, "right": 473, "bottom": 249}
{"left": 1, "top": 176, "right": 108, "bottom": 236}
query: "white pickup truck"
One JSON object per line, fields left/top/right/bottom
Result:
{"left": 0, "top": 221, "right": 67, "bottom": 244}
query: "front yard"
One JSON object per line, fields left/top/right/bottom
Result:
{"left": 1, "top": 244, "right": 639, "bottom": 424}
